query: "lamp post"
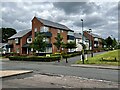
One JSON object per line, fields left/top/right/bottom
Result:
{"left": 81, "top": 19, "right": 84, "bottom": 64}
{"left": 89, "top": 29, "right": 93, "bottom": 57}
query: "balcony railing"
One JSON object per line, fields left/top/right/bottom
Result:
{"left": 47, "top": 43, "right": 52, "bottom": 47}
{"left": 67, "top": 35, "right": 75, "bottom": 40}
{"left": 40, "top": 32, "right": 52, "bottom": 37}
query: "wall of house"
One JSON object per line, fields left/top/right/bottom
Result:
{"left": 83, "top": 31, "right": 94, "bottom": 50}
{"left": 21, "top": 31, "right": 32, "bottom": 54}
{"left": 32, "top": 17, "right": 68, "bottom": 54}
{"left": 75, "top": 38, "right": 82, "bottom": 51}
{"left": 32, "top": 17, "right": 44, "bottom": 41}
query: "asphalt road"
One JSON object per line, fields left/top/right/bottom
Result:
{"left": 1, "top": 59, "right": 119, "bottom": 82}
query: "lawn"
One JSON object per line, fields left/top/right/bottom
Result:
{"left": 76, "top": 49, "right": 120, "bottom": 66}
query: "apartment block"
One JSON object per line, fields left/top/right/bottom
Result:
{"left": 7, "top": 17, "right": 75, "bottom": 55}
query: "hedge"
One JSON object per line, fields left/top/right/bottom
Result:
{"left": 63, "top": 52, "right": 81, "bottom": 58}
{"left": 9, "top": 56, "right": 60, "bottom": 62}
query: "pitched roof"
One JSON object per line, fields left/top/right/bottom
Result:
{"left": 74, "top": 33, "right": 82, "bottom": 39}
{"left": 0, "top": 43, "right": 8, "bottom": 48}
{"left": 36, "top": 17, "right": 73, "bottom": 31}
{"left": 91, "top": 33, "right": 101, "bottom": 38}
{"left": 8, "top": 29, "right": 31, "bottom": 39}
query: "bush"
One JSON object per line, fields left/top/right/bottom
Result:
{"left": 9, "top": 56, "right": 61, "bottom": 62}
{"left": 62, "top": 52, "right": 81, "bottom": 58}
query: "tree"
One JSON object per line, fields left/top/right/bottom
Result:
{"left": 112, "top": 38, "right": 117, "bottom": 49}
{"left": 62, "top": 41, "right": 76, "bottom": 63}
{"left": 101, "top": 39, "right": 107, "bottom": 48}
{"left": 54, "top": 33, "right": 63, "bottom": 52}
{"left": 1, "top": 28, "right": 17, "bottom": 43}
{"left": 31, "top": 32, "right": 47, "bottom": 54}
{"left": 105, "top": 36, "right": 113, "bottom": 48}
{"left": 63, "top": 41, "right": 76, "bottom": 51}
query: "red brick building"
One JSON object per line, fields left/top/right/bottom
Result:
{"left": 8, "top": 17, "right": 75, "bottom": 55}
{"left": 8, "top": 29, "right": 32, "bottom": 55}
{"left": 83, "top": 31, "right": 102, "bottom": 52}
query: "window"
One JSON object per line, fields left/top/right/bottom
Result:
{"left": 16, "top": 48, "right": 19, "bottom": 53}
{"left": 46, "top": 47, "right": 52, "bottom": 53}
{"left": 31, "top": 48, "right": 33, "bottom": 51}
{"left": 40, "top": 26, "right": 49, "bottom": 32}
{"left": 15, "top": 38, "right": 19, "bottom": 44}
{"left": 68, "top": 31, "right": 74, "bottom": 36}
{"left": 27, "top": 38, "right": 32, "bottom": 43}
{"left": 58, "top": 29, "right": 60, "bottom": 33}
{"left": 43, "top": 38, "right": 49, "bottom": 43}
{"left": 34, "top": 28, "right": 37, "bottom": 32}
{"left": 61, "top": 30, "right": 63, "bottom": 32}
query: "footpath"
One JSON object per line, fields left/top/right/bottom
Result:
{"left": 71, "top": 64, "right": 120, "bottom": 70}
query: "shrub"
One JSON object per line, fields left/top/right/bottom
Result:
{"left": 9, "top": 56, "right": 60, "bottom": 62}
{"left": 62, "top": 52, "right": 81, "bottom": 58}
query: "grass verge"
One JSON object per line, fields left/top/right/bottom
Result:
{"left": 76, "top": 49, "right": 120, "bottom": 66}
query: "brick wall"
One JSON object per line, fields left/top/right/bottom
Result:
{"left": 83, "top": 31, "right": 94, "bottom": 49}
{"left": 21, "top": 31, "right": 32, "bottom": 54}
{"left": 32, "top": 17, "right": 68, "bottom": 54}
{"left": 32, "top": 17, "right": 43, "bottom": 41}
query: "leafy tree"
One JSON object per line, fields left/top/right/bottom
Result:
{"left": 112, "top": 38, "right": 117, "bottom": 48}
{"left": 62, "top": 41, "right": 76, "bottom": 63}
{"left": 105, "top": 36, "right": 113, "bottom": 48}
{"left": 62, "top": 41, "right": 76, "bottom": 51}
{"left": 1, "top": 28, "right": 17, "bottom": 43}
{"left": 54, "top": 33, "right": 63, "bottom": 52}
{"left": 101, "top": 39, "right": 107, "bottom": 48}
{"left": 31, "top": 32, "right": 47, "bottom": 53}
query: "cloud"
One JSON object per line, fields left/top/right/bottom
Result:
{"left": 1, "top": 1, "right": 118, "bottom": 40}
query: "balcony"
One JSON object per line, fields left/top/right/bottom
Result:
{"left": 6, "top": 44, "right": 13, "bottom": 48}
{"left": 40, "top": 32, "right": 52, "bottom": 37}
{"left": 67, "top": 35, "right": 75, "bottom": 40}
{"left": 47, "top": 43, "right": 52, "bottom": 47}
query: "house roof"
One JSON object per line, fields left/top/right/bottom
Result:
{"left": 36, "top": 17, "right": 73, "bottom": 31}
{"left": 91, "top": 33, "right": 101, "bottom": 38}
{"left": 0, "top": 43, "right": 8, "bottom": 48}
{"left": 8, "top": 29, "right": 31, "bottom": 39}
{"left": 74, "top": 33, "right": 82, "bottom": 39}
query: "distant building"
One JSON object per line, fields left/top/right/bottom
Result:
{"left": 74, "top": 33, "right": 82, "bottom": 52}
{"left": 83, "top": 31, "right": 102, "bottom": 52}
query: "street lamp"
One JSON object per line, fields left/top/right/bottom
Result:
{"left": 81, "top": 19, "right": 84, "bottom": 64}
{"left": 89, "top": 29, "right": 93, "bottom": 57}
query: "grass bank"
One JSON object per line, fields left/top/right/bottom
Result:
{"left": 76, "top": 49, "right": 120, "bottom": 66}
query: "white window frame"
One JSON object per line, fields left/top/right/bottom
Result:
{"left": 58, "top": 29, "right": 60, "bottom": 33}
{"left": 34, "top": 28, "right": 37, "bottom": 32}
{"left": 40, "top": 26, "right": 49, "bottom": 32}
{"left": 27, "top": 38, "right": 32, "bottom": 43}
{"left": 16, "top": 48, "right": 19, "bottom": 53}
{"left": 68, "top": 31, "right": 74, "bottom": 36}
{"left": 15, "top": 38, "right": 19, "bottom": 44}
{"left": 46, "top": 47, "right": 52, "bottom": 53}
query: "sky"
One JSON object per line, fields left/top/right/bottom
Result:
{"left": 0, "top": 0, "right": 119, "bottom": 40}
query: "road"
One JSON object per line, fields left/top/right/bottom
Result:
{"left": 1, "top": 59, "right": 119, "bottom": 82}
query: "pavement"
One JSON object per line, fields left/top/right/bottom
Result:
{"left": 0, "top": 70, "right": 33, "bottom": 78}
{"left": 71, "top": 64, "right": 120, "bottom": 70}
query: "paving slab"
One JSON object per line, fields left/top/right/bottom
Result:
{"left": 71, "top": 64, "right": 120, "bottom": 70}
{"left": 0, "top": 70, "right": 33, "bottom": 78}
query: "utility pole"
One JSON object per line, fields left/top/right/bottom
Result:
{"left": 81, "top": 19, "right": 84, "bottom": 64}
